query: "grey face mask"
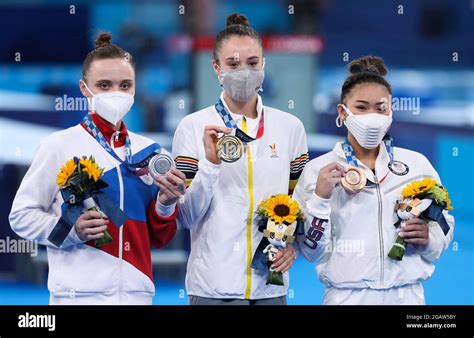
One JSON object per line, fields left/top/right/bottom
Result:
{"left": 218, "top": 66, "right": 265, "bottom": 102}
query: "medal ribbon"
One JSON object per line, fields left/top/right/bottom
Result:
{"left": 215, "top": 99, "right": 264, "bottom": 144}
{"left": 342, "top": 134, "right": 394, "bottom": 185}
{"left": 83, "top": 114, "right": 154, "bottom": 176}
{"left": 342, "top": 134, "right": 394, "bottom": 167}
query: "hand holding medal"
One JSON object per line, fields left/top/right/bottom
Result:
{"left": 341, "top": 166, "right": 367, "bottom": 193}
{"left": 337, "top": 137, "right": 387, "bottom": 194}
{"left": 211, "top": 98, "right": 265, "bottom": 164}
{"left": 203, "top": 125, "right": 233, "bottom": 164}
{"left": 151, "top": 155, "right": 187, "bottom": 206}
{"left": 148, "top": 153, "right": 175, "bottom": 179}
{"left": 314, "top": 162, "right": 347, "bottom": 199}
{"left": 314, "top": 162, "right": 367, "bottom": 199}
{"left": 216, "top": 135, "right": 244, "bottom": 163}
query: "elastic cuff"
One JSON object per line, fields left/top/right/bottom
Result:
{"left": 416, "top": 239, "right": 439, "bottom": 261}
{"left": 65, "top": 224, "right": 85, "bottom": 246}
{"left": 306, "top": 191, "right": 331, "bottom": 219}
{"left": 416, "top": 221, "right": 444, "bottom": 261}
{"left": 155, "top": 199, "right": 177, "bottom": 217}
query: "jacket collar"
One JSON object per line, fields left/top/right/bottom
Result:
{"left": 82, "top": 113, "right": 128, "bottom": 147}
{"left": 219, "top": 92, "right": 263, "bottom": 122}
{"left": 333, "top": 140, "right": 391, "bottom": 181}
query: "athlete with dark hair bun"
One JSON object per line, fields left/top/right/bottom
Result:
{"left": 294, "top": 56, "right": 455, "bottom": 305}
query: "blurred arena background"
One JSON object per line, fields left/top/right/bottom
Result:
{"left": 0, "top": 0, "right": 472, "bottom": 305}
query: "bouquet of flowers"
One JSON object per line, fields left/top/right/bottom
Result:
{"left": 48, "top": 156, "right": 126, "bottom": 248}
{"left": 388, "top": 178, "right": 453, "bottom": 261}
{"left": 254, "top": 194, "right": 304, "bottom": 285}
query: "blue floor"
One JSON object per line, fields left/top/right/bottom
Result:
{"left": 0, "top": 218, "right": 472, "bottom": 305}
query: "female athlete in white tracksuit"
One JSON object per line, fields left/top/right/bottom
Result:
{"left": 172, "top": 14, "right": 308, "bottom": 305}
{"left": 9, "top": 33, "right": 186, "bottom": 304}
{"left": 293, "top": 56, "right": 454, "bottom": 305}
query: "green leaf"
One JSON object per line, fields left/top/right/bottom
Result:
{"left": 67, "top": 174, "right": 82, "bottom": 186}
{"left": 94, "top": 230, "right": 113, "bottom": 247}
{"left": 267, "top": 270, "right": 284, "bottom": 286}
{"left": 388, "top": 235, "right": 406, "bottom": 261}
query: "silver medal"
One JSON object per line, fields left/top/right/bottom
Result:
{"left": 148, "top": 153, "right": 174, "bottom": 179}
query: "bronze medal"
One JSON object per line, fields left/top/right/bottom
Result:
{"left": 216, "top": 135, "right": 244, "bottom": 163}
{"left": 341, "top": 166, "right": 367, "bottom": 193}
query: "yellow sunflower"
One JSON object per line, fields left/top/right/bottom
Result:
{"left": 56, "top": 159, "right": 77, "bottom": 187}
{"left": 79, "top": 157, "right": 103, "bottom": 182}
{"left": 443, "top": 187, "right": 454, "bottom": 210}
{"left": 265, "top": 194, "right": 300, "bottom": 224}
{"left": 402, "top": 178, "right": 436, "bottom": 198}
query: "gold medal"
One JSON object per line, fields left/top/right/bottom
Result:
{"left": 341, "top": 166, "right": 367, "bottom": 193}
{"left": 216, "top": 135, "right": 244, "bottom": 163}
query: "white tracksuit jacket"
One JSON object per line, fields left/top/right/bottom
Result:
{"left": 172, "top": 94, "right": 308, "bottom": 299}
{"left": 293, "top": 141, "right": 455, "bottom": 303}
{"left": 9, "top": 113, "right": 177, "bottom": 304}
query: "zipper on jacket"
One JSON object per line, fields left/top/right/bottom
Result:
{"left": 110, "top": 134, "right": 124, "bottom": 303}
{"left": 242, "top": 117, "right": 254, "bottom": 299}
{"left": 374, "top": 173, "right": 384, "bottom": 287}
{"left": 117, "top": 166, "right": 124, "bottom": 303}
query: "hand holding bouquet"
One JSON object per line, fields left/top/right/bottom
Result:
{"left": 388, "top": 178, "right": 453, "bottom": 261}
{"left": 48, "top": 156, "right": 126, "bottom": 247}
{"left": 254, "top": 194, "right": 304, "bottom": 285}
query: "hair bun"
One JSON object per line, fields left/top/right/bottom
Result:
{"left": 95, "top": 32, "right": 112, "bottom": 49}
{"left": 349, "top": 56, "right": 388, "bottom": 77}
{"left": 226, "top": 13, "right": 250, "bottom": 27}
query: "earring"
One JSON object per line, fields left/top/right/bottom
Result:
{"left": 335, "top": 115, "right": 343, "bottom": 128}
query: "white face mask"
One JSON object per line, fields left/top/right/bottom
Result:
{"left": 82, "top": 80, "right": 134, "bottom": 125}
{"left": 338, "top": 104, "right": 393, "bottom": 149}
{"left": 218, "top": 64, "right": 265, "bottom": 102}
